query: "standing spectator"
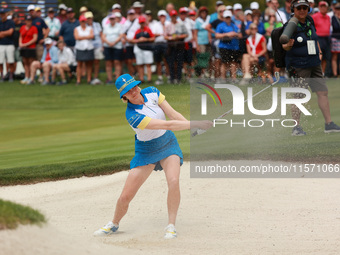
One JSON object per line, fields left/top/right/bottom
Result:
{"left": 102, "top": 13, "right": 124, "bottom": 84}
{"left": 28, "top": 5, "right": 49, "bottom": 63}
{"left": 232, "top": 3, "right": 243, "bottom": 28}
{"left": 215, "top": 10, "right": 242, "bottom": 81}
{"left": 57, "top": 4, "right": 68, "bottom": 25}
{"left": 102, "top": 4, "right": 126, "bottom": 28}
{"left": 45, "top": 8, "right": 61, "bottom": 41}
{"left": 246, "top": 10, "right": 266, "bottom": 35}
{"left": 313, "top": 1, "right": 332, "bottom": 76}
{"left": 331, "top": 3, "right": 340, "bottom": 78}
{"left": 0, "top": 8, "right": 15, "bottom": 82}
{"left": 29, "top": 38, "right": 58, "bottom": 85}
{"left": 35, "top": 7, "right": 42, "bottom": 18}
{"left": 86, "top": 11, "right": 103, "bottom": 85}
{"left": 122, "top": 9, "right": 139, "bottom": 76}
{"left": 165, "top": 3, "right": 175, "bottom": 21}
{"left": 132, "top": 1, "right": 144, "bottom": 17}
{"left": 51, "top": 40, "right": 76, "bottom": 85}
{"left": 210, "top": 1, "right": 224, "bottom": 23}
{"left": 279, "top": 0, "right": 293, "bottom": 22}
{"left": 151, "top": 10, "right": 170, "bottom": 85}
{"left": 10, "top": 13, "right": 24, "bottom": 78}
{"left": 130, "top": 16, "right": 155, "bottom": 83}
{"left": 19, "top": 15, "right": 38, "bottom": 84}
{"left": 179, "top": 7, "right": 195, "bottom": 79}
{"left": 59, "top": 8, "right": 80, "bottom": 51}
{"left": 74, "top": 15, "right": 94, "bottom": 85}
{"left": 79, "top": 6, "right": 88, "bottom": 17}
{"left": 165, "top": 10, "right": 188, "bottom": 83}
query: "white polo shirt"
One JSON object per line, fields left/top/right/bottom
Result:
{"left": 126, "top": 87, "right": 166, "bottom": 142}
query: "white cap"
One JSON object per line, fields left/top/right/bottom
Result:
{"left": 58, "top": 4, "right": 67, "bottom": 10}
{"left": 114, "top": 12, "right": 122, "bottom": 18}
{"left": 250, "top": 2, "right": 260, "bottom": 9}
{"left": 157, "top": 10, "right": 167, "bottom": 16}
{"left": 127, "top": 9, "right": 135, "bottom": 14}
{"left": 226, "top": 5, "right": 233, "bottom": 10}
{"left": 233, "top": 3, "right": 243, "bottom": 10}
{"left": 223, "top": 10, "right": 233, "bottom": 17}
{"left": 308, "top": 0, "right": 314, "bottom": 3}
{"left": 266, "top": 0, "right": 271, "bottom": 3}
{"left": 27, "top": 4, "right": 35, "bottom": 11}
{"left": 132, "top": 1, "right": 144, "bottom": 8}
{"left": 245, "top": 10, "right": 253, "bottom": 15}
{"left": 112, "top": 4, "right": 121, "bottom": 9}
{"left": 45, "top": 37, "right": 53, "bottom": 44}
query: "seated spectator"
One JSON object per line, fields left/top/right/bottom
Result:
{"left": 45, "top": 7, "right": 61, "bottom": 41}
{"left": 29, "top": 38, "right": 58, "bottom": 85}
{"left": 215, "top": 10, "right": 242, "bottom": 82}
{"left": 51, "top": 40, "right": 77, "bottom": 85}
{"left": 19, "top": 15, "right": 38, "bottom": 84}
{"left": 0, "top": 8, "right": 15, "bottom": 82}
{"left": 74, "top": 15, "right": 94, "bottom": 85}
{"left": 130, "top": 16, "right": 155, "bottom": 83}
{"left": 101, "top": 13, "right": 124, "bottom": 84}
{"left": 241, "top": 23, "right": 271, "bottom": 84}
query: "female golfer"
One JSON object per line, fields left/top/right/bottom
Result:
{"left": 94, "top": 74, "right": 212, "bottom": 239}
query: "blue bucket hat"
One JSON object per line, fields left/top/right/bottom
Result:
{"left": 115, "top": 74, "right": 141, "bottom": 99}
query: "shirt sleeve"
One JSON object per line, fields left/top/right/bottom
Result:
{"left": 127, "top": 112, "right": 152, "bottom": 130}
{"left": 147, "top": 27, "right": 155, "bottom": 37}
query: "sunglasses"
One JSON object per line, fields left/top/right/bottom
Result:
{"left": 296, "top": 6, "right": 308, "bottom": 10}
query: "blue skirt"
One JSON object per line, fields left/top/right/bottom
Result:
{"left": 130, "top": 130, "right": 183, "bottom": 171}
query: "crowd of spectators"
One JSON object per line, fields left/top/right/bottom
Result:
{"left": 0, "top": 0, "right": 340, "bottom": 85}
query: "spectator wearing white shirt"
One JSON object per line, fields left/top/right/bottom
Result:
{"left": 51, "top": 40, "right": 76, "bottom": 85}
{"left": 45, "top": 8, "right": 61, "bottom": 41}
{"left": 102, "top": 4, "right": 126, "bottom": 29}
{"left": 102, "top": 13, "right": 125, "bottom": 84}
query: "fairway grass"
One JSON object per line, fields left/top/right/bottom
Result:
{"left": 0, "top": 79, "right": 339, "bottom": 185}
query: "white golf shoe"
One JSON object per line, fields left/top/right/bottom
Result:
{"left": 164, "top": 224, "right": 177, "bottom": 239}
{"left": 93, "top": 221, "right": 119, "bottom": 236}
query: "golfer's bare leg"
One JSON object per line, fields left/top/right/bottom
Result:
{"left": 316, "top": 91, "right": 332, "bottom": 123}
{"left": 112, "top": 164, "right": 154, "bottom": 225}
{"left": 161, "top": 155, "right": 181, "bottom": 225}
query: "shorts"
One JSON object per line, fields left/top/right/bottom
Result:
{"left": 69, "top": 64, "right": 77, "bottom": 72}
{"left": 104, "top": 47, "right": 124, "bottom": 61}
{"left": 198, "top": 44, "right": 212, "bottom": 54}
{"left": 331, "top": 37, "right": 340, "bottom": 53}
{"left": 133, "top": 45, "right": 153, "bottom": 65}
{"left": 94, "top": 47, "right": 104, "bottom": 60}
{"left": 124, "top": 46, "right": 135, "bottom": 60}
{"left": 76, "top": 49, "right": 94, "bottom": 62}
{"left": 219, "top": 48, "right": 241, "bottom": 63}
{"left": 20, "top": 48, "right": 36, "bottom": 59}
{"left": 153, "top": 43, "right": 167, "bottom": 63}
{"left": 258, "top": 56, "right": 266, "bottom": 66}
{"left": 183, "top": 42, "right": 193, "bottom": 64}
{"left": 0, "top": 45, "right": 15, "bottom": 63}
{"left": 36, "top": 44, "right": 44, "bottom": 61}
{"left": 291, "top": 65, "right": 328, "bottom": 92}
{"left": 318, "top": 36, "right": 331, "bottom": 61}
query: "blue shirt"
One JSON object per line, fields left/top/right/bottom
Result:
{"left": 195, "top": 18, "right": 209, "bottom": 45}
{"left": 59, "top": 19, "right": 80, "bottom": 47}
{"left": 246, "top": 21, "right": 266, "bottom": 35}
{"left": 210, "top": 12, "right": 218, "bottom": 23}
{"left": 32, "top": 17, "right": 48, "bottom": 42}
{"left": 216, "top": 21, "right": 240, "bottom": 50}
{"left": 285, "top": 19, "right": 321, "bottom": 69}
{"left": 0, "top": 19, "right": 15, "bottom": 45}
{"left": 40, "top": 45, "right": 59, "bottom": 64}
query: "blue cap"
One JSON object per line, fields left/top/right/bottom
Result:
{"left": 115, "top": 74, "right": 141, "bottom": 99}
{"left": 332, "top": 0, "right": 338, "bottom": 4}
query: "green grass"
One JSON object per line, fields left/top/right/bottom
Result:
{"left": 0, "top": 199, "right": 45, "bottom": 229}
{"left": 0, "top": 79, "right": 339, "bottom": 185}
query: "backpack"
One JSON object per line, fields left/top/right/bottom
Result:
{"left": 271, "top": 15, "right": 315, "bottom": 68}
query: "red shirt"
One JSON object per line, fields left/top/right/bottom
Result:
{"left": 246, "top": 34, "right": 266, "bottom": 55}
{"left": 312, "top": 12, "right": 331, "bottom": 37}
{"left": 134, "top": 27, "right": 154, "bottom": 39}
{"left": 19, "top": 25, "right": 38, "bottom": 49}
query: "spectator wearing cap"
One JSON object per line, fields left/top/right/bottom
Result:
{"left": 313, "top": 1, "right": 332, "bottom": 75}
{"left": 179, "top": 7, "right": 195, "bottom": 79}
{"left": 205, "top": 4, "right": 226, "bottom": 79}
{"left": 331, "top": 3, "right": 340, "bottom": 77}
{"left": 210, "top": 0, "right": 225, "bottom": 23}
{"left": 79, "top": 6, "right": 88, "bottom": 17}
{"left": 45, "top": 7, "right": 61, "bottom": 41}
{"left": 245, "top": 10, "right": 253, "bottom": 23}
{"left": 19, "top": 15, "right": 38, "bottom": 84}
{"left": 35, "top": 7, "right": 42, "bottom": 18}
{"left": 250, "top": 1, "right": 260, "bottom": 11}
{"left": 85, "top": 11, "right": 104, "bottom": 85}
{"left": 246, "top": 10, "right": 266, "bottom": 35}
{"left": 29, "top": 38, "right": 58, "bottom": 85}
{"left": 102, "top": 4, "right": 126, "bottom": 29}
{"left": 74, "top": 15, "right": 94, "bottom": 85}
{"left": 265, "top": 0, "right": 287, "bottom": 23}
{"left": 232, "top": 3, "right": 243, "bottom": 27}
{"left": 59, "top": 8, "right": 80, "bottom": 50}
{"left": 215, "top": 10, "right": 242, "bottom": 81}
{"left": 164, "top": 10, "right": 188, "bottom": 83}
{"left": 51, "top": 40, "right": 77, "bottom": 85}
{"left": 0, "top": 8, "right": 15, "bottom": 82}
{"left": 328, "top": 0, "right": 338, "bottom": 18}
{"left": 28, "top": 5, "right": 50, "bottom": 62}
{"left": 279, "top": 0, "right": 293, "bottom": 21}
{"left": 57, "top": 4, "right": 68, "bottom": 24}
{"left": 129, "top": 15, "right": 155, "bottom": 83}
{"left": 101, "top": 13, "right": 125, "bottom": 84}
{"left": 151, "top": 10, "right": 170, "bottom": 85}
{"left": 165, "top": 3, "right": 175, "bottom": 21}
{"left": 122, "top": 9, "right": 139, "bottom": 76}
{"left": 234, "top": 11, "right": 249, "bottom": 55}
{"left": 132, "top": 1, "right": 144, "bottom": 17}
{"left": 189, "top": 10, "right": 197, "bottom": 21}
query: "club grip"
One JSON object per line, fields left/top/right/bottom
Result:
{"left": 191, "top": 129, "right": 207, "bottom": 137}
